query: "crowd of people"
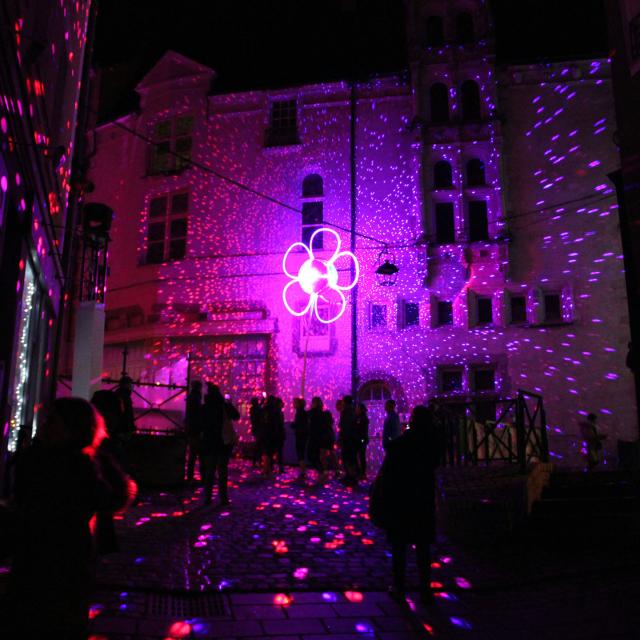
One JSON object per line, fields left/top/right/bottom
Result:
{"left": 185, "top": 382, "right": 412, "bottom": 496}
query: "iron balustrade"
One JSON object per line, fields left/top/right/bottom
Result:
{"left": 432, "top": 389, "right": 548, "bottom": 471}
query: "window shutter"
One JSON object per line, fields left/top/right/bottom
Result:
{"left": 499, "top": 290, "right": 510, "bottom": 327}
{"left": 466, "top": 289, "right": 478, "bottom": 328}
{"left": 429, "top": 293, "right": 438, "bottom": 328}
{"left": 561, "top": 285, "right": 574, "bottom": 322}
{"left": 528, "top": 287, "right": 544, "bottom": 325}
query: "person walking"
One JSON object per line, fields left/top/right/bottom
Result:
{"left": 291, "top": 398, "right": 309, "bottom": 479}
{"left": 382, "top": 399, "right": 401, "bottom": 451}
{"left": 7, "top": 397, "right": 134, "bottom": 638}
{"left": 184, "top": 380, "right": 203, "bottom": 483}
{"left": 355, "top": 402, "right": 370, "bottom": 479}
{"left": 370, "top": 405, "right": 439, "bottom": 605}
{"left": 579, "top": 412, "right": 606, "bottom": 471}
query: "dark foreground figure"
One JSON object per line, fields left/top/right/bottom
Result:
{"left": 6, "top": 397, "right": 134, "bottom": 639}
{"left": 371, "top": 404, "right": 439, "bottom": 604}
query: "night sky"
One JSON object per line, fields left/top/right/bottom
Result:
{"left": 94, "top": 0, "right": 608, "bottom": 121}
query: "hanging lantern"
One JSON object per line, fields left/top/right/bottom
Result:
{"left": 375, "top": 248, "right": 399, "bottom": 286}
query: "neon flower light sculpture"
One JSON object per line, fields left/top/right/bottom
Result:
{"left": 282, "top": 227, "right": 359, "bottom": 323}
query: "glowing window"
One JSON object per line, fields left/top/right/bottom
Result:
{"left": 473, "top": 368, "right": 495, "bottom": 392}
{"left": 430, "top": 83, "right": 449, "bottom": 123}
{"left": 148, "top": 116, "right": 193, "bottom": 175}
{"left": 359, "top": 381, "right": 391, "bottom": 402}
{"left": 267, "top": 99, "right": 298, "bottom": 146}
{"left": 301, "top": 174, "right": 324, "bottom": 247}
{"left": 145, "top": 191, "right": 188, "bottom": 264}
{"left": 424, "top": 16, "right": 444, "bottom": 47}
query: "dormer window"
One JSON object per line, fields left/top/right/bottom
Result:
{"left": 266, "top": 99, "right": 299, "bottom": 146}
{"left": 148, "top": 115, "right": 193, "bottom": 175}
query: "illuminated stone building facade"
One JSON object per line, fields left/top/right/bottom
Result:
{"left": 86, "top": 0, "right": 636, "bottom": 465}
{"left": 0, "top": 0, "right": 95, "bottom": 483}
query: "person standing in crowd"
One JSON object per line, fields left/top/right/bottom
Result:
{"left": 218, "top": 392, "right": 240, "bottom": 505}
{"left": 339, "top": 395, "right": 359, "bottom": 486}
{"left": 91, "top": 390, "right": 130, "bottom": 554}
{"left": 371, "top": 405, "right": 439, "bottom": 605}
{"left": 185, "top": 380, "right": 203, "bottom": 483}
{"left": 307, "top": 396, "right": 324, "bottom": 475}
{"left": 115, "top": 374, "right": 136, "bottom": 435}
{"left": 7, "top": 397, "right": 134, "bottom": 638}
{"left": 355, "top": 402, "right": 370, "bottom": 480}
{"left": 249, "top": 396, "right": 265, "bottom": 468}
{"left": 382, "top": 399, "right": 401, "bottom": 451}
{"left": 275, "top": 397, "right": 286, "bottom": 473}
{"left": 201, "top": 383, "right": 224, "bottom": 505}
{"left": 291, "top": 398, "right": 310, "bottom": 479}
{"left": 262, "top": 395, "right": 279, "bottom": 476}
{"left": 579, "top": 412, "right": 606, "bottom": 471}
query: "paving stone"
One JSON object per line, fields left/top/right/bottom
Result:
{"left": 286, "top": 604, "right": 336, "bottom": 618}
{"left": 332, "top": 603, "right": 384, "bottom": 617}
{"left": 262, "top": 618, "right": 326, "bottom": 635}
{"left": 232, "top": 605, "right": 287, "bottom": 620}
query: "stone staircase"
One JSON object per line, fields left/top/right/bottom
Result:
{"left": 528, "top": 468, "right": 640, "bottom": 544}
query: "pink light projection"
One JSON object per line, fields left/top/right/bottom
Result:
{"left": 282, "top": 227, "right": 359, "bottom": 324}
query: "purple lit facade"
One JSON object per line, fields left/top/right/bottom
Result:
{"left": 0, "top": 0, "right": 94, "bottom": 478}
{"left": 82, "top": 1, "right": 635, "bottom": 467}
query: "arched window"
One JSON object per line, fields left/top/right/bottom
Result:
{"left": 359, "top": 380, "right": 392, "bottom": 402}
{"left": 430, "top": 83, "right": 449, "bottom": 124}
{"left": 424, "top": 16, "right": 444, "bottom": 47}
{"left": 466, "top": 159, "right": 485, "bottom": 186}
{"left": 302, "top": 173, "right": 323, "bottom": 198}
{"left": 302, "top": 174, "right": 323, "bottom": 246}
{"left": 457, "top": 12, "right": 475, "bottom": 44}
{"left": 461, "top": 80, "right": 481, "bottom": 121}
{"left": 433, "top": 161, "right": 453, "bottom": 189}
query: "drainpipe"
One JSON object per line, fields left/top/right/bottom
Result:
{"left": 350, "top": 80, "right": 358, "bottom": 398}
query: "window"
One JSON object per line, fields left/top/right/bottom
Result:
{"left": 301, "top": 174, "right": 324, "bottom": 247}
{"left": 146, "top": 191, "right": 189, "bottom": 264}
{"left": 472, "top": 368, "right": 495, "bottom": 392}
{"left": 266, "top": 99, "right": 298, "bottom": 146}
{"left": 468, "top": 200, "right": 489, "bottom": 241}
{"left": 424, "top": 15, "right": 445, "bottom": 47}
{"left": 437, "top": 301, "right": 453, "bottom": 326}
{"left": 441, "top": 369, "right": 463, "bottom": 393}
{"left": 360, "top": 380, "right": 392, "bottom": 402}
{"left": 466, "top": 159, "right": 485, "bottom": 186}
{"left": 433, "top": 161, "right": 453, "bottom": 189}
{"left": 371, "top": 304, "right": 387, "bottom": 328}
{"left": 460, "top": 80, "right": 481, "bottom": 121}
{"left": 435, "top": 202, "right": 455, "bottom": 244}
{"left": 430, "top": 83, "right": 449, "bottom": 123}
{"left": 457, "top": 12, "right": 475, "bottom": 44}
{"left": 477, "top": 297, "right": 493, "bottom": 325}
{"left": 510, "top": 295, "right": 527, "bottom": 324}
{"left": 148, "top": 115, "right": 193, "bottom": 175}
{"left": 544, "top": 293, "right": 562, "bottom": 322}
{"left": 404, "top": 302, "right": 420, "bottom": 327}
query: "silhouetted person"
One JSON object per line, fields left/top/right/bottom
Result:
{"left": 291, "top": 398, "right": 309, "bottom": 478}
{"left": 375, "top": 405, "right": 439, "bottom": 605}
{"left": 275, "top": 397, "right": 286, "bottom": 473}
{"left": 115, "top": 374, "right": 136, "bottom": 435}
{"left": 202, "top": 384, "right": 240, "bottom": 505}
{"left": 382, "top": 399, "right": 401, "bottom": 451}
{"left": 185, "top": 380, "right": 203, "bottom": 482}
{"left": 7, "top": 397, "right": 134, "bottom": 638}
{"left": 91, "top": 389, "right": 128, "bottom": 554}
{"left": 355, "top": 402, "right": 370, "bottom": 479}
{"left": 249, "top": 396, "right": 265, "bottom": 467}
{"left": 580, "top": 412, "right": 606, "bottom": 471}
{"left": 339, "top": 395, "right": 359, "bottom": 486}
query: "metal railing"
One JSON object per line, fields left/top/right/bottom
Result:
{"left": 433, "top": 389, "right": 548, "bottom": 471}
